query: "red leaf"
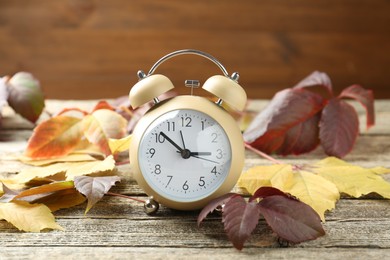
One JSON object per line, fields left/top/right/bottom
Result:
{"left": 243, "top": 88, "right": 324, "bottom": 154}
{"left": 222, "top": 195, "right": 261, "bottom": 250}
{"left": 319, "top": 98, "right": 359, "bottom": 158}
{"left": 293, "top": 71, "right": 333, "bottom": 97}
{"left": 249, "top": 186, "right": 292, "bottom": 202}
{"left": 26, "top": 116, "right": 83, "bottom": 159}
{"left": 338, "top": 84, "right": 375, "bottom": 129}
{"left": 277, "top": 113, "right": 321, "bottom": 155}
{"left": 197, "top": 193, "right": 235, "bottom": 226}
{"left": 259, "top": 195, "right": 325, "bottom": 243}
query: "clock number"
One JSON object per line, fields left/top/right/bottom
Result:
{"left": 211, "top": 133, "right": 218, "bottom": 143}
{"left": 201, "top": 121, "right": 205, "bottom": 131}
{"left": 154, "top": 164, "right": 161, "bottom": 174}
{"left": 198, "top": 176, "right": 206, "bottom": 187}
{"left": 211, "top": 166, "right": 218, "bottom": 175}
{"left": 167, "top": 121, "right": 176, "bottom": 132}
{"left": 182, "top": 181, "right": 189, "bottom": 191}
{"left": 181, "top": 116, "right": 192, "bottom": 127}
{"left": 216, "top": 149, "right": 223, "bottom": 159}
{"left": 166, "top": 175, "right": 173, "bottom": 187}
{"left": 153, "top": 133, "right": 165, "bottom": 143}
{"left": 148, "top": 148, "right": 156, "bottom": 158}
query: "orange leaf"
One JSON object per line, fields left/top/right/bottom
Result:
{"left": 26, "top": 116, "right": 83, "bottom": 159}
{"left": 83, "top": 109, "right": 127, "bottom": 155}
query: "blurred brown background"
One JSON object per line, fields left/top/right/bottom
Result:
{"left": 1, "top": 0, "right": 389, "bottom": 99}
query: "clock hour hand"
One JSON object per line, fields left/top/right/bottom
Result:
{"left": 189, "top": 152, "right": 212, "bottom": 156}
{"left": 159, "top": 132, "right": 183, "bottom": 152}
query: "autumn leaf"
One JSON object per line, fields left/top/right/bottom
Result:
{"left": 83, "top": 109, "right": 128, "bottom": 155}
{"left": 5, "top": 72, "right": 45, "bottom": 123}
{"left": 238, "top": 163, "right": 339, "bottom": 221}
{"left": 310, "top": 157, "right": 390, "bottom": 198}
{"left": 25, "top": 116, "right": 83, "bottom": 159}
{"left": 74, "top": 175, "right": 121, "bottom": 213}
{"left": 222, "top": 195, "right": 261, "bottom": 250}
{"left": 199, "top": 187, "right": 325, "bottom": 250}
{"left": 243, "top": 71, "right": 375, "bottom": 158}
{"left": 13, "top": 155, "right": 116, "bottom": 183}
{"left": 34, "top": 189, "right": 86, "bottom": 212}
{"left": 19, "top": 153, "right": 98, "bottom": 166}
{"left": 238, "top": 157, "right": 390, "bottom": 220}
{"left": 243, "top": 88, "right": 324, "bottom": 154}
{"left": 319, "top": 98, "right": 359, "bottom": 157}
{"left": 0, "top": 201, "right": 63, "bottom": 232}
{"left": 197, "top": 193, "right": 235, "bottom": 226}
{"left": 259, "top": 195, "right": 325, "bottom": 243}
{"left": 108, "top": 135, "right": 132, "bottom": 154}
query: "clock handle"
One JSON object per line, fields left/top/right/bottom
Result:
{"left": 129, "top": 49, "right": 247, "bottom": 111}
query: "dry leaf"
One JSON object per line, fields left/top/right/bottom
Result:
{"left": 238, "top": 157, "right": 390, "bottom": 220}
{"left": 312, "top": 157, "right": 390, "bottom": 198}
{"left": 25, "top": 116, "right": 83, "bottom": 159}
{"left": 0, "top": 201, "right": 63, "bottom": 232}
{"left": 33, "top": 189, "right": 86, "bottom": 212}
{"left": 65, "top": 155, "right": 116, "bottom": 180}
{"left": 13, "top": 155, "right": 116, "bottom": 183}
{"left": 74, "top": 175, "right": 121, "bottom": 213}
{"left": 108, "top": 135, "right": 132, "bottom": 154}
{"left": 19, "top": 153, "right": 98, "bottom": 166}
{"left": 83, "top": 109, "right": 128, "bottom": 155}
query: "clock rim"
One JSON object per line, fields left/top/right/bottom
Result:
{"left": 130, "top": 95, "right": 244, "bottom": 210}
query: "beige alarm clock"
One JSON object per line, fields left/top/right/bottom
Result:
{"left": 129, "top": 49, "right": 247, "bottom": 214}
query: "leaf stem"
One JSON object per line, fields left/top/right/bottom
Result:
{"left": 120, "top": 105, "right": 134, "bottom": 117}
{"left": 244, "top": 142, "right": 283, "bottom": 165}
{"left": 106, "top": 192, "right": 145, "bottom": 203}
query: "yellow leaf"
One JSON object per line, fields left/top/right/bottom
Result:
{"left": 238, "top": 164, "right": 339, "bottom": 221}
{"left": 313, "top": 157, "right": 390, "bottom": 198}
{"left": 237, "top": 157, "right": 390, "bottom": 221}
{"left": 13, "top": 155, "right": 116, "bottom": 184}
{"left": 19, "top": 153, "right": 98, "bottom": 166}
{"left": 34, "top": 189, "right": 86, "bottom": 212}
{"left": 108, "top": 135, "right": 132, "bottom": 154}
{"left": 65, "top": 155, "right": 116, "bottom": 180}
{"left": 238, "top": 164, "right": 294, "bottom": 194}
{"left": 0, "top": 201, "right": 63, "bottom": 232}
{"left": 283, "top": 171, "right": 339, "bottom": 221}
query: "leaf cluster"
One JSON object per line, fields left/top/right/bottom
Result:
{"left": 0, "top": 72, "right": 45, "bottom": 126}
{"left": 0, "top": 155, "right": 121, "bottom": 232}
{"left": 198, "top": 187, "right": 325, "bottom": 250}
{"left": 244, "top": 71, "right": 375, "bottom": 158}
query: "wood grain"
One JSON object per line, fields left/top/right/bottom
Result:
{"left": 0, "top": 0, "right": 389, "bottom": 99}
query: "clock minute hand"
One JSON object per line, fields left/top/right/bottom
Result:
{"left": 159, "top": 132, "right": 183, "bottom": 152}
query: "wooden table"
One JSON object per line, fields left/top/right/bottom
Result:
{"left": 1, "top": 99, "right": 390, "bottom": 259}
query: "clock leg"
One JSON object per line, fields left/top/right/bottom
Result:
{"left": 144, "top": 196, "right": 159, "bottom": 215}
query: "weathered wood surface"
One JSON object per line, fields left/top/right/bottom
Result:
{"left": 1, "top": 99, "right": 390, "bottom": 259}
{"left": 1, "top": 0, "right": 390, "bottom": 99}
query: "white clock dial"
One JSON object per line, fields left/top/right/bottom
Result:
{"left": 138, "top": 109, "right": 232, "bottom": 202}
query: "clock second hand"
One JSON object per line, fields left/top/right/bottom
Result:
{"left": 191, "top": 155, "right": 219, "bottom": 164}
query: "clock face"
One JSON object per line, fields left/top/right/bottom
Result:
{"left": 138, "top": 109, "right": 232, "bottom": 202}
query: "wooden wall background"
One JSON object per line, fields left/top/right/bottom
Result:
{"left": 0, "top": 0, "right": 389, "bottom": 99}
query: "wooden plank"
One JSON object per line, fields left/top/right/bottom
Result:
{"left": 1, "top": 247, "right": 390, "bottom": 260}
{"left": 0, "top": 0, "right": 389, "bottom": 99}
{"left": 1, "top": 198, "right": 390, "bottom": 248}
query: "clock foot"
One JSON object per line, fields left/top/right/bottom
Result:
{"left": 144, "top": 197, "right": 159, "bottom": 215}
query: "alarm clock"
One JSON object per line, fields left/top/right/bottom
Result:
{"left": 129, "top": 49, "right": 247, "bottom": 214}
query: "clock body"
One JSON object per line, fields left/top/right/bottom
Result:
{"left": 130, "top": 95, "right": 244, "bottom": 210}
